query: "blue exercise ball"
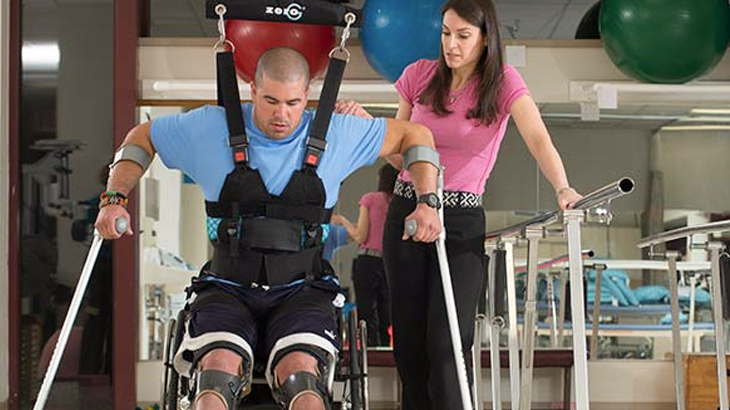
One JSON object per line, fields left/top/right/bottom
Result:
{"left": 360, "top": 0, "right": 442, "bottom": 83}
{"left": 600, "top": 0, "right": 730, "bottom": 83}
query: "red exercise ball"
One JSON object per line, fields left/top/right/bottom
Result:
{"left": 225, "top": 20, "right": 335, "bottom": 83}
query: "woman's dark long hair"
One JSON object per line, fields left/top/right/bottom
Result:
{"left": 377, "top": 164, "right": 399, "bottom": 194}
{"left": 418, "top": 0, "right": 504, "bottom": 125}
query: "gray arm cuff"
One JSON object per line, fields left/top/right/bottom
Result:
{"left": 402, "top": 145, "right": 440, "bottom": 171}
{"left": 112, "top": 144, "right": 152, "bottom": 171}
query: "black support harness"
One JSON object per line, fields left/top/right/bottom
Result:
{"left": 206, "top": 43, "right": 348, "bottom": 287}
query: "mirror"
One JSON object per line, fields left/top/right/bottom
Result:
{"left": 136, "top": 99, "right": 730, "bottom": 363}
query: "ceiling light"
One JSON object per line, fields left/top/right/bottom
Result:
{"left": 690, "top": 108, "right": 730, "bottom": 115}
{"left": 676, "top": 116, "right": 730, "bottom": 123}
{"left": 22, "top": 42, "right": 60, "bottom": 72}
{"left": 660, "top": 125, "right": 730, "bottom": 131}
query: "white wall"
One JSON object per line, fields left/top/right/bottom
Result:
{"left": 487, "top": 126, "right": 652, "bottom": 212}
{"left": 1, "top": 0, "right": 10, "bottom": 404}
{"left": 654, "top": 130, "right": 730, "bottom": 212}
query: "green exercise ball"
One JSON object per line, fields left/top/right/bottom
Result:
{"left": 600, "top": 0, "right": 730, "bottom": 83}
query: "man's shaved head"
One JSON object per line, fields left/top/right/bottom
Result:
{"left": 254, "top": 47, "right": 311, "bottom": 88}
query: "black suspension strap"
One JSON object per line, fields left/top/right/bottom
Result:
{"left": 214, "top": 5, "right": 250, "bottom": 165}
{"left": 303, "top": 12, "right": 355, "bottom": 168}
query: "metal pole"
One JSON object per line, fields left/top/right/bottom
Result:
{"left": 487, "top": 247, "right": 502, "bottom": 410}
{"left": 558, "top": 270, "right": 567, "bottom": 343}
{"left": 687, "top": 275, "right": 697, "bottom": 354}
{"left": 360, "top": 320, "right": 370, "bottom": 410}
{"left": 474, "top": 316, "right": 485, "bottom": 410}
{"left": 590, "top": 264, "right": 605, "bottom": 360}
{"left": 709, "top": 242, "right": 728, "bottom": 410}
{"left": 519, "top": 227, "right": 542, "bottom": 410}
{"left": 503, "top": 239, "right": 521, "bottom": 408}
{"left": 565, "top": 209, "right": 590, "bottom": 410}
{"left": 547, "top": 273, "right": 558, "bottom": 347}
{"left": 489, "top": 319, "right": 504, "bottom": 410}
{"left": 666, "top": 251, "right": 685, "bottom": 410}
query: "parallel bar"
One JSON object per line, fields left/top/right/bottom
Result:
{"left": 514, "top": 250, "right": 595, "bottom": 275}
{"left": 547, "top": 274, "right": 558, "bottom": 347}
{"left": 473, "top": 317, "right": 484, "bottom": 410}
{"left": 687, "top": 276, "right": 697, "bottom": 353}
{"left": 565, "top": 210, "right": 590, "bottom": 410}
{"left": 709, "top": 243, "right": 729, "bottom": 410}
{"left": 488, "top": 321, "right": 502, "bottom": 410}
{"left": 504, "top": 240, "right": 521, "bottom": 408}
{"left": 485, "top": 178, "right": 634, "bottom": 242}
{"left": 570, "top": 178, "right": 635, "bottom": 210}
{"left": 590, "top": 265, "right": 604, "bottom": 360}
{"left": 518, "top": 228, "right": 542, "bottom": 410}
{"left": 514, "top": 259, "right": 711, "bottom": 271}
{"left": 667, "top": 253, "right": 685, "bottom": 410}
{"left": 637, "top": 219, "right": 730, "bottom": 249}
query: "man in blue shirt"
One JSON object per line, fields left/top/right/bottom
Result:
{"left": 96, "top": 48, "right": 440, "bottom": 410}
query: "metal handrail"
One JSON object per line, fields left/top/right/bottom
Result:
{"left": 485, "top": 177, "right": 635, "bottom": 241}
{"left": 637, "top": 219, "right": 730, "bottom": 249}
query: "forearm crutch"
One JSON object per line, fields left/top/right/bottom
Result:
{"left": 33, "top": 218, "right": 128, "bottom": 410}
{"left": 406, "top": 170, "right": 474, "bottom": 410}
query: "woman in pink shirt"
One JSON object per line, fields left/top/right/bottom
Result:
{"left": 332, "top": 164, "right": 399, "bottom": 347}
{"left": 339, "top": 0, "right": 582, "bottom": 408}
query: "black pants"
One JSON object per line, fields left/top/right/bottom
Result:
{"left": 383, "top": 196, "right": 486, "bottom": 410}
{"left": 352, "top": 254, "right": 391, "bottom": 347}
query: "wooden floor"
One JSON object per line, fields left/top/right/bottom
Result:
{"left": 5, "top": 382, "right": 677, "bottom": 410}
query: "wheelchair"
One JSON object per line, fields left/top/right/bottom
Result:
{"left": 161, "top": 303, "right": 370, "bottom": 410}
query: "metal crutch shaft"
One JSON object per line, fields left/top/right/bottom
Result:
{"left": 405, "top": 199, "right": 474, "bottom": 410}
{"left": 33, "top": 218, "right": 128, "bottom": 410}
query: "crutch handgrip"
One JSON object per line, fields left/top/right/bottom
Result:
{"left": 405, "top": 219, "right": 418, "bottom": 237}
{"left": 115, "top": 217, "right": 128, "bottom": 234}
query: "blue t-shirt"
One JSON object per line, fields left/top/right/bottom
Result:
{"left": 150, "top": 104, "right": 386, "bottom": 208}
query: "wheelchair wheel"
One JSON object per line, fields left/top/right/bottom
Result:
{"left": 339, "top": 309, "right": 369, "bottom": 410}
{"left": 162, "top": 308, "right": 190, "bottom": 410}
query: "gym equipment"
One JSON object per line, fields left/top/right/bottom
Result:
{"left": 600, "top": 0, "right": 730, "bottom": 83}
{"left": 205, "top": 0, "right": 363, "bottom": 28}
{"left": 360, "top": 0, "right": 442, "bottom": 82}
{"left": 638, "top": 220, "right": 730, "bottom": 410}
{"left": 485, "top": 177, "right": 635, "bottom": 410}
{"left": 226, "top": 19, "right": 335, "bottom": 83}
{"left": 33, "top": 218, "right": 128, "bottom": 410}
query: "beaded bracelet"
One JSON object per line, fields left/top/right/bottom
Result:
{"left": 99, "top": 190, "right": 128, "bottom": 209}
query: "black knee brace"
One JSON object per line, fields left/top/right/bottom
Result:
{"left": 193, "top": 369, "right": 249, "bottom": 410}
{"left": 273, "top": 371, "right": 331, "bottom": 410}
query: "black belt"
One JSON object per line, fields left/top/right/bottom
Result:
{"left": 210, "top": 246, "right": 324, "bottom": 287}
{"left": 393, "top": 179, "right": 483, "bottom": 208}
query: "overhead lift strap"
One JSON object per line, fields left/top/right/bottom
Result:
{"left": 206, "top": 0, "right": 363, "bottom": 27}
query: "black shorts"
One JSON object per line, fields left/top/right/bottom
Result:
{"left": 172, "top": 276, "right": 343, "bottom": 378}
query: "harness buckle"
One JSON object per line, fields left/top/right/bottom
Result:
{"left": 226, "top": 220, "right": 240, "bottom": 257}
{"left": 304, "top": 137, "right": 327, "bottom": 167}
{"left": 229, "top": 134, "right": 249, "bottom": 164}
